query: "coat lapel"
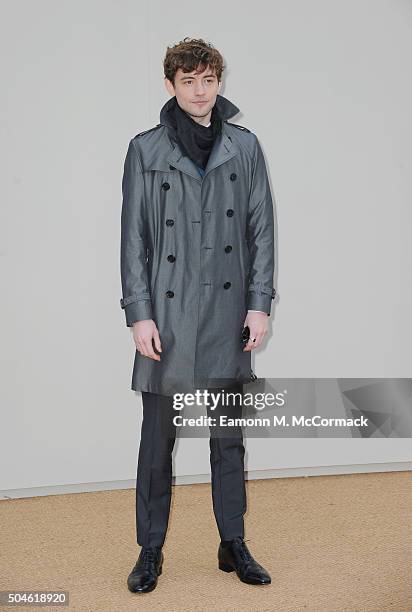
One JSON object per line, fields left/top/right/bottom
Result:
{"left": 165, "top": 140, "right": 202, "bottom": 181}
{"left": 159, "top": 94, "right": 240, "bottom": 181}
{"left": 165, "top": 123, "right": 238, "bottom": 182}
{"left": 203, "top": 125, "right": 237, "bottom": 179}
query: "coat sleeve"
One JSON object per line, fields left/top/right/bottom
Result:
{"left": 246, "top": 135, "right": 278, "bottom": 316}
{"left": 119, "top": 138, "right": 153, "bottom": 326}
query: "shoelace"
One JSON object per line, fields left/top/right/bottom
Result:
{"left": 233, "top": 537, "right": 253, "bottom": 563}
{"left": 140, "top": 548, "right": 158, "bottom": 568}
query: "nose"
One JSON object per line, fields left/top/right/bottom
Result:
{"left": 193, "top": 82, "right": 206, "bottom": 96}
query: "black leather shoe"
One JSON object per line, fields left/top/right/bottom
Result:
{"left": 127, "top": 546, "right": 163, "bottom": 593}
{"left": 218, "top": 537, "right": 271, "bottom": 585}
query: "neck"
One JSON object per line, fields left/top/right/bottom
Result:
{"left": 186, "top": 110, "right": 212, "bottom": 127}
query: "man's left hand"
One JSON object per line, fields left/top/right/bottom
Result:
{"left": 242, "top": 311, "right": 269, "bottom": 351}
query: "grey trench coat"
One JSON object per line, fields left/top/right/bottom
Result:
{"left": 120, "top": 94, "right": 278, "bottom": 396}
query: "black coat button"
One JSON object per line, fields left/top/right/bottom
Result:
{"left": 165, "top": 290, "right": 174, "bottom": 298}
{"left": 169, "top": 165, "right": 175, "bottom": 170}
{"left": 223, "top": 281, "right": 231, "bottom": 289}
{"left": 224, "top": 245, "right": 232, "bottom": 253}
{"left": 230, "top": 173, "right": 237, "bottom": 181}
{"left": 226, "top": 209, "right": 234, "bottom": 217}
{"left": 166, "top": 219, "right": 174, "bottom": 226}
{"left": 162, "top": 182, "right": 170, "bottom": 190}
{"left": 167, "top": 254, "right": 175, "bottom": 262}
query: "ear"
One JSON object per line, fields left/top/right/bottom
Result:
{"left": 164, "top": 77, "right": 175, "bottom": 96}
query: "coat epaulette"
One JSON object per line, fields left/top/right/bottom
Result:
{"left": 135, "top": 124, "right": 162, "bottom": 138}
{"left": 225, "top": 121, "right": 251, "bottom": 133}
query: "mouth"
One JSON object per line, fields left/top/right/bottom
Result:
{"left": 193, "top": 101, "right": 207, "bottom": 105}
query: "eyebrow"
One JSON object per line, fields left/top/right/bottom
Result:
{"left": 179, "top": 73, "right": 217, "bottom": 81}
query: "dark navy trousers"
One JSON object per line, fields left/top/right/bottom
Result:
{"left": 135, "top": 383, "right": 247, "bottom": 548}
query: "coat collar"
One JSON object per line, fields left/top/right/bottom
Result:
{"left": 159, "top": 93, "right": 240, "bottom": 128}
{"left": 158, "top": 94, "right": 240, "bottom": 181}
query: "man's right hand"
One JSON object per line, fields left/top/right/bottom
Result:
{"left": 132, "top": 319, "right": 162, "bottom": 361}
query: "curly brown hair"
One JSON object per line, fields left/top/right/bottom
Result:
{"left": 163, "top": 37, "right": 225, "bottom": 85}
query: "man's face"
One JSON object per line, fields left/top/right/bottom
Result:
{"left": 164, "top": 65, "right": 221, "bottom": 123}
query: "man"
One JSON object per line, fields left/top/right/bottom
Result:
{"left": 120, "top": 38, "right": 278, "bottom": 593}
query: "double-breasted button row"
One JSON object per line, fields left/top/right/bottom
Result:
{"left": 164, "top": 169, "right": 235, "bottom": 179}
{"left": 163, "top": 180, "right": 234, "bottom": 217}
{"left": 165, "top": 282, "right": 232, "bottom": 297}
{"left": 163, "top": 170, "right": 235, "bottom": 195}
{"left": 168, "top": 213, "right": 233, "bottom": 223}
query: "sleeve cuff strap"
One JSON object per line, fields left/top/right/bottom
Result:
{"left": 123, "top": 299, "right": 153, "bottom": 326}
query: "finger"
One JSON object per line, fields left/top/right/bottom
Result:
{"left": 133, "top": 332, "right": 143, "bottom": 350}
{"left": 142, "top": 338, "right": 160, "bottom": 361}
{"left": 148, "top": 334, "right": 162, "bottom": 360}
{"left": 243, "top": 338, "right": 255, "bottom": 352}
{"left": 255, "top": 330, "right": 266, "bottom": 344}
{"left": 138, "top": 340, "right": 149, "bottom": 357}
{"left": 253, "top": 335, "right": 263, "bottom": 349}
{"left": 256, "top": 330, "right": 268, "bottom": 347}
{"left": 140, "top": 338, "right": 152, "bottom": 357}
{"left": 245, "top": 334, "right": 262, "bottom": 351}
{"left": 153, "top": 329, "right": 162, "bottom": 352}
{"left": 136, "top": 336, "right": 150, "bottom": 357}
